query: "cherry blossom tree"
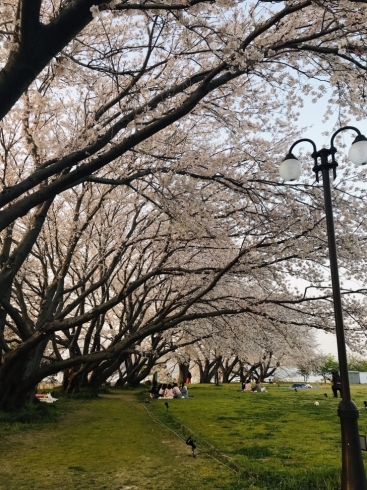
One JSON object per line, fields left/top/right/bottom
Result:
{"left": 1, "top": 1, "right": 367, "bottom": 409}
{"left": 184, "top": 313, "right": 318, "bottom": 382}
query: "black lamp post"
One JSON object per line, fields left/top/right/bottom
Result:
{"left": 279, "top": 126, "right": 367, "bottom": 490}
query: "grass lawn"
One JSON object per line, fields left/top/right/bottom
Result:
{"left": 0, "top": 383, "right": 367, "bottom": 489}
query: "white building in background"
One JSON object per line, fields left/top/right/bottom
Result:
{"left": 349, "top": 371, "right": 361, "bottom": 384}
{"left": 348, "top": 371, "right": 367, "bottom": 384}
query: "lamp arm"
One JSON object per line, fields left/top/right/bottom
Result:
{"left": 330, "top": 125, "right": 361, "bottom": 149}
{"left": 289, "top": 138, "right": 317, "bottom": 155}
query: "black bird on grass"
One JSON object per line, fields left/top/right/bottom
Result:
{"left": 164, "top": 401, "right": 169, "bottom": 411}
{"left": 324, "top": 393, "right": 328, "bottom": 398}
{"left": 294, "top": 388, "right": 297, "bottom": 393}
{"left": 364, "top": 401, "right": 367, "bottom": 410}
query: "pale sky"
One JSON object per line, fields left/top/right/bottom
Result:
{"left": 317, "top": 330, "right": 338, "bottom": 357}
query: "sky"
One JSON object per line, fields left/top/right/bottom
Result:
{"left": 294, "top": 89, "right": 365, "bottom": 153}
{"left": 317, "top": 330, "right": 338, "bottom": 356}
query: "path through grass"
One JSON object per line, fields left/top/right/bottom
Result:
{"left": 0, "top": 390, "right": 236, "bottom": 490}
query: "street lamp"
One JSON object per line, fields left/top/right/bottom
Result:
{"left": 279, "top": 126, "right": 367, "bottom": 490}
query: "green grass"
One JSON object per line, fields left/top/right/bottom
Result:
{"left": 0, "top": 383, "right": 366, "bottom": 489}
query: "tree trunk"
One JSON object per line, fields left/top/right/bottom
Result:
{"left": 0, "top": 339, "right": 48, "bottom": 411}
{"left": 221, "top": 357, "right": 239, "bottom": 383}
{"left": 87, "top": 356, "right": 125, "bottom": 389}
{"left": 239, "top": 361, "right": 262, "bottom": 383}
{"left": 177, "top": 362, "right": 190, "bottom": 384}
{"left": 196, "top": 356, "right": 222, "bottom": 383}
{"left": 63, "top": 367, "right": 88, "bottom": 394}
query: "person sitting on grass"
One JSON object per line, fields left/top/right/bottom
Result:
{"left": 254, "top": 380, "right": 262, "bottom": 392}
{"left": 244, "top": 381, "right": 252, "bottom": 392}
{"left": 172, "top": 382, "right": 182, "bottom": 398}
{"left": 252, "top": 380, "right": 267, "bottom": 392}
{"left": 164, "top": 383, "right": 174, "bottom": 398}
{"left": 179, "top": 383, "right": 189, "bottom": 398}
{"left": 158, "top": 383, "right": 166, "bottom": 398}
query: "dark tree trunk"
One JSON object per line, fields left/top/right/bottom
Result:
{"left": 114, "top": 377, "right": 125, "bottom": 387}
{"left": 239, "top": 361, "right": 262, "bottom": 383}
{"left": 249, "top": 352, "right": 280, "bottom": 382}
{"left": 63, "top": 366, "right": 89, "bottom": 394}
{"left": 0, "top": 1, "right": 101, "bottom": 121}
{"left": 87, "top": 356, "right": 126, "bottom": 389}
{"left": 221, "top": 356, "right": 239, "bottom": 383}
{"left": 196, "top": 356, "right": 222, "bottom": 383}
{"left": 177, "top": 362, "right": 190, "bottom": 384}
{"left": 0, "top": 339, "right": 48, "bottom": 411}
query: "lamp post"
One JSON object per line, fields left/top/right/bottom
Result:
{"left": 279, "top": 126, "right": 367, "bottom": 490}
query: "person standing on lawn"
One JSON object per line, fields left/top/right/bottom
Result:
{"left": 331, "top": 371, "right": 342, "bottom": 398}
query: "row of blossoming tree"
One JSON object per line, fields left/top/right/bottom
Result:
{"left": 1, "top": 0, "right": 367, "bottom": 410}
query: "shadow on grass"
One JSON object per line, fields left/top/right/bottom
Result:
{"left": 0, "top": 400, "right": 58, "bottom": 426}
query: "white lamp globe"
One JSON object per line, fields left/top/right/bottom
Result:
{"left": 348, "top": 135, "right": 367, "bottom": 166}
{"left": 279, "top": 154, "right": 302, "bottom": 181}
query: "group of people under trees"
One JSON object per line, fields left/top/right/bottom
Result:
{"left": 149, "top": 381, "right": 190, "bottom": 399}
{"left": 147, "top": 371, "right": 342, "bottom": 400}
{"left": 241, "top": 379, "right": 267, "bottom": 392}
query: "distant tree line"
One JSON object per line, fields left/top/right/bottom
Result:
{"left": 297, "top": 354, "right": 367, "bottom": 383}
